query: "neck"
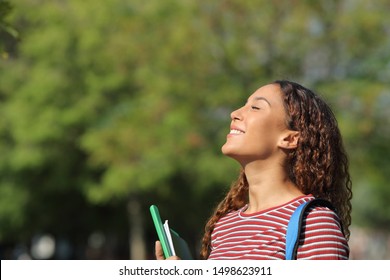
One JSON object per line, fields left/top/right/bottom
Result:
{"left": 242, "top": 161, "right": 304, "bottom": 214}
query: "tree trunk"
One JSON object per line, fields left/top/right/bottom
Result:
{"left": 127, "top": 196, "right": 146, "bottom": 259}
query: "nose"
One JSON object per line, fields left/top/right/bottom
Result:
{"left": 230, "top": 106, "right": 243, "bottom": 121}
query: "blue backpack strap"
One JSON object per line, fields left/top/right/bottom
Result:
{"left": 285, "top": 198, "right": 335, "bottom": 260}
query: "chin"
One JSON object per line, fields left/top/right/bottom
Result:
{"left": 221, "top": 146, "right": 237, "bottom": 158}
{"left": 222, "top": 141, "right": 246, "bottom": 159}
{"left": 221, "top": 144, "right": 230, "bottom": 155}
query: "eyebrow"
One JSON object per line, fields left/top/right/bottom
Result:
{"left": 254, "top": 96, "right": 271, "bottom": 107}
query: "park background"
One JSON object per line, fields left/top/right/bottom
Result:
{"left": 0, "top": 0, "right": 389, "bottom": 260}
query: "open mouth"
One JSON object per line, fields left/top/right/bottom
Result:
{"left": 229, "top": 129, "right": 245, "bottom": 135}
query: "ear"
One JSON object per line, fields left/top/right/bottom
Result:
{"left": 278, "top": 130, "right": 299, "bottom": 149}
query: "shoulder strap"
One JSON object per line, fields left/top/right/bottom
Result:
{"left": 285, "top": 198, "right": 335, "bottom": 260}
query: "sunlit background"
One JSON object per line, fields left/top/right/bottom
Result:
{"left": 0, "top": 0, "right": 389, "bottom": 260}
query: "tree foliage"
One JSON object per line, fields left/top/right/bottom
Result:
{"left": 0, "top": 0, "right": 18, "bottom": 55}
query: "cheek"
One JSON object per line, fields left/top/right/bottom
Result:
{"left": 250, "top": 120, "right": 283, "bottom": 146}
{"left": 252, "top": 118, "right": 277, "bottom": 136}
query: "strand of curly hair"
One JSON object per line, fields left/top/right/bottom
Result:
{"left": 199, "top": 80, "right": 352, "bottom": 260}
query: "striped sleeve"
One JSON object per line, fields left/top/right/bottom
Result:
{"left": 296, "top": 206, "right": 349, "bottom": 260}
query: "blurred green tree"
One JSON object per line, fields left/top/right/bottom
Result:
{"left": 0, "top": 0, "right": 18, "bottom": 57}
{"left": 0, "top": 0, "right": 389, "bottom": 259}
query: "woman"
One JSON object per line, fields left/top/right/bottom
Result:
{"left": 156, "top": 80, "right": 352, "bottom": 260}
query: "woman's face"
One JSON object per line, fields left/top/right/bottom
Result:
{"left": 221, "top": 84, "right": 291, "bottom": 165}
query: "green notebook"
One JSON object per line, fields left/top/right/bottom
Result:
{"left": 150, "top": 205, "right": 193, "bottom": 260}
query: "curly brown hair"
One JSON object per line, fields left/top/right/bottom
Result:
{"left": 199, "top": 80, "right": 352, "bottom": 259}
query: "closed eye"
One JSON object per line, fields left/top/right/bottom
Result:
{"left": 251, "top": 106, "right": 261, "bottom": 110}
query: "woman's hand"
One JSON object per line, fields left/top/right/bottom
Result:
{"left": 155, "top": 241, "right": 181, "bottom": 260}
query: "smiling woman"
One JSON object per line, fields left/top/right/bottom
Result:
{"left": 200, "top": 80, "right": 352, "bottom": 260}
{"left": 155, "top": 80, "right": 352, "bottom": 260}
{"left": 222, "top": 84, "right": 298, "bottom": 166}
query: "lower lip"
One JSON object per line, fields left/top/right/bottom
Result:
{"left": 227, "top": 133, "right": 243, "bottom": 138}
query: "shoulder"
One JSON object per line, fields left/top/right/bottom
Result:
{"left": 290, "top": 197, "right": 342, "bottom": 231}
{"left": 304, "top": 201, "right": 343, "bottom": 231}
{"left": 297, "top": 200, "right": 349, "bottom": 260}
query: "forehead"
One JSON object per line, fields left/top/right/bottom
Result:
{"left": 249, "top": 84, "right": 283, "bottom": 105}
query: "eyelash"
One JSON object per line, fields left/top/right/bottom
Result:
{"left": 251, "top": 106, "right": 260, "bottom": 110}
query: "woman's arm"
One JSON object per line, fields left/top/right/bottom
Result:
{"left": 297, "top": 207, "right": 349, "bottom": 260}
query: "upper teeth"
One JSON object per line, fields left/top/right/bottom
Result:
{"left": 230, "top": 129, "right": 244, "bottom": 134}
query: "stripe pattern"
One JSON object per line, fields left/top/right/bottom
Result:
{"left": 208, "top": 195, "right": 349, "bottom": 260}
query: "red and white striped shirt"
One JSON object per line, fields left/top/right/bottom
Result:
{"left": 208, "top": 195, "right": 349, "bottom": 260}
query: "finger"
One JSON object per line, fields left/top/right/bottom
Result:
{"left": 166, "top": 255, "right": 181, "bottom": 260}
{"left": 155, "top": 241, "right": 165, "bottom": 260}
